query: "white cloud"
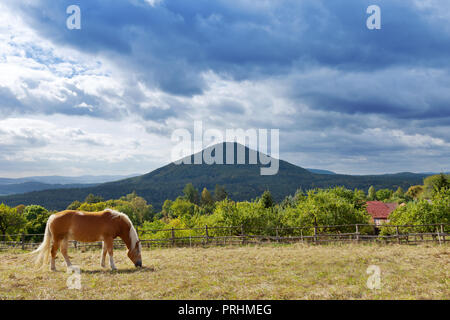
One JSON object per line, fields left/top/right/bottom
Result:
{"left": 144, "top": 0, "right": 164, "bottom": 7}
{"left": 0, "top": 1, "right": 449, "bottom": 177}
{"left": 0, "top": 115, "right": 172, "bottom": 177}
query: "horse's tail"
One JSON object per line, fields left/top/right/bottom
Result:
{"left": 31, "top": 214, "right": 56, "bottom": 268}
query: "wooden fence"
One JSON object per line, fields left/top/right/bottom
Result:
{"left": 0, "top": 223, "right": 448, "bottom": 251}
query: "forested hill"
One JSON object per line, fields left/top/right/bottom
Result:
{"left": 0, "top": 174, "right": 138, "bottom": 195}
{"left": 0, "top": 182, "right": 96, "bottom": 196}
{"left": 0, "top": 143, "right": 428, "bottom": 211}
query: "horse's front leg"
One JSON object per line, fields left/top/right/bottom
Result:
{"left": 100, "top": 241, "right": 107, "bottom": 268}
{"left": 105, "top": 238, "right": 116, "bottom": 270}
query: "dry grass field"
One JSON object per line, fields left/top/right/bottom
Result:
{"left": 0, "top": 243, "right": 448, "bottom": 300}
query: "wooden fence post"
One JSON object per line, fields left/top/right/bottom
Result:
{"left": 355, "top": 224, "right": 360, "bottom": 242}
{"left": 441, "top": 224, "right": 445, "bottom": 243}
{"left": 436, "top": 227, "right": 442, "bottom": 246}
{"left": 314, "top": 226, "right": 318, "bottom": 243}
{"left": 300, "top": 229, "right": 304, "bottom": 243}
{"left": 171, "top": 227, "right": 175, "bottom": 247}
{"left": 396, "top": 226, "right": 400, "bottom": 244}
{"left": 205, "top": 225, "right": 209, "bottom": 245}
{"left": 21, "top": 233, "right": 25, "bottom": 250}
{"left": 241, "top": 225, "right": 245, "bottom": 245}
{"left": 276, "top": 227, "right": 279, "bottom": 243}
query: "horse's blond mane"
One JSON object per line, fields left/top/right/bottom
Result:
{"left": 105, "top": 208, "right": 140, "bottom": 250}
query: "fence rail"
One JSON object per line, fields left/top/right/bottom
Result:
{"left": 0, "top": 223, "right": 448, "bottom": 251}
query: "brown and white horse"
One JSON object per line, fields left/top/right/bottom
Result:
{"left": 32, "top": 208, "right": 142, "bottom": 271}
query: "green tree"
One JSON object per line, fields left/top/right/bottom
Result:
{"left": 24, "top": 205, "right": 48, "bottom": 221}
{"left": 205, "top": 199, "right": 279, "bottom": 235}
{"left": 213, "top": 184, "right": 228, "bottom": 202}
{"left": 161, "top": 199, "right": 174, "bottom": 219}
{"left": 130, "top": 196, "right": 153, "bottom": 225}
{"left": 120, "top": 191, "right": 139, "bottom": 202}
{"left": 376, "top": 189, "right": 393, "bottom": 201}
{"left": 78, "top": 202, "right": 107, "bottom": 212}
{"left": 293, "top": 189, "right": 306, "bottom": 203}
{"left": 260, "top": 190, "right": 274, "bottom": 208}
{"left": 120, "top": 192, "right": 154, "bottom": 224}
{"left": 183, "top": 183, "right": 199, "bottom": 205}
{"left": 406, "top": 185, "right": 424, "bottom": 199}
{"left": 423, "top": 173, "right": 450, "bottom": 198}
{"left": 170, "top": 197, "right": 196, "bottom": 218}
{"left": 0, "top": 203, "right": 26, "bottom": 238}
{"left": 113, "top": 203, "right": 138, "bottom": 225}
{"left": 15, "top": 204, "right": 25, "bottom": 215}
{"left": 393, "top": 187, "right": 404, "bottom": 198}
{"left": 67, "top": 200, "right": 82, "bottom": 210}
{"left": 201, "top": 188, "right": 214, "bottom": 206}
{"left": 433, "top": 173, "right": 450, "bottom": 192}
{"left": 354, "top": 188, "right": 367, "bottom": 200}
{"left": 84, "top": 194, "right": 104, "bottom": 204}
{"left": 279, "top": 189, "right": 305, "bottom": 209}
{"left": 281, "top": 188, "right": 371, "bottom": 234}
{"left": 280, "top": 195, "right": 295, "bottom": 208}
{"left": 23, "top": 205, "right": 51, "bottom": 240}
{"left": 200, "top": 188, "right": 215, "bottom": 214}
{"left": 368, "top": 186, "right": 377, "bottom": 200}
{"left": 382, "top": 188, "right": 450, "bottom": 234}
{"left": 353, "top": 188, "right": 368, "bottom": 209}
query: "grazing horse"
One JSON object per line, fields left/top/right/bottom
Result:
{"left": 32, "top": 209, "right": 142, "bottom": 271}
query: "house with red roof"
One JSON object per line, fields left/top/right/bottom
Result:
{"left": 365, "top": 201, "right": 398, "bottom": 225}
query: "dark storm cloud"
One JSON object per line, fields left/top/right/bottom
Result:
{"left": 7, "top": 0, "right": 450, "bottom": 96}
{"left": 1, "top": 0, "right": 449, "bottom": 175}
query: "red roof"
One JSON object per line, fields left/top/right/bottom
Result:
{"left": 366, "top": 201, "right": 398, "bottom": 219}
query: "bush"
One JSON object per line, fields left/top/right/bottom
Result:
{"left": 0, "top": 203, "right": 26, "bottom": 240}
{"left": 381, "top": 189, "right": 450, "bottom": 235}
{"left": 23, "top": 205, "right": 51, "bottom": 241}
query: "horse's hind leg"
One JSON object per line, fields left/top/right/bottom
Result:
{"left": 105, "top": 238, "right": 116, "bottom": 270}
{"left": 50, "top": 239, "right": 61, "bottom": 271}
{"left": 100, "top": 241, "right": 107, "bottom": 268}
{"left": 61, "top": 239, "right": 72, "bottom": 268}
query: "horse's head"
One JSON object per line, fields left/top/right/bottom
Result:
{"left": 111, "top": 209, "right": 143, "bottom": 267}
{"left": 127, "top": 240, "right": 142, "bottom": 267}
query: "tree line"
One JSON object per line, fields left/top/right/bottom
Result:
{"left": 0, "top": 174, "right": 448, "bottom": 241}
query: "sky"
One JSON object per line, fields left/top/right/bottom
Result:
{"left": 0, "top": 0, "right": 449, "bottom": 177}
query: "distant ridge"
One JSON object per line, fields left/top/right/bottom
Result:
{"left": 0, "top": 143, "right": 430, "bottom": 210}
{"left": 0, "top": 174, "right": 139, "bottom": 195}
{"left": 0, "top": 182, "right": 97, "bottom": 196}
{"left": 306, "top": 168, "right": 336, "bottom": 175}
{"left": 0, "top": 174, "right": 139, "bottom": 185}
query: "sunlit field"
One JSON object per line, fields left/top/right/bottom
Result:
{"left": 0, "top": 243, "right": 448, "bottom": 300}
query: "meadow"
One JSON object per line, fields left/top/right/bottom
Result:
{"left": 0, "top": 243, "right": 448, "bottom": 300}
